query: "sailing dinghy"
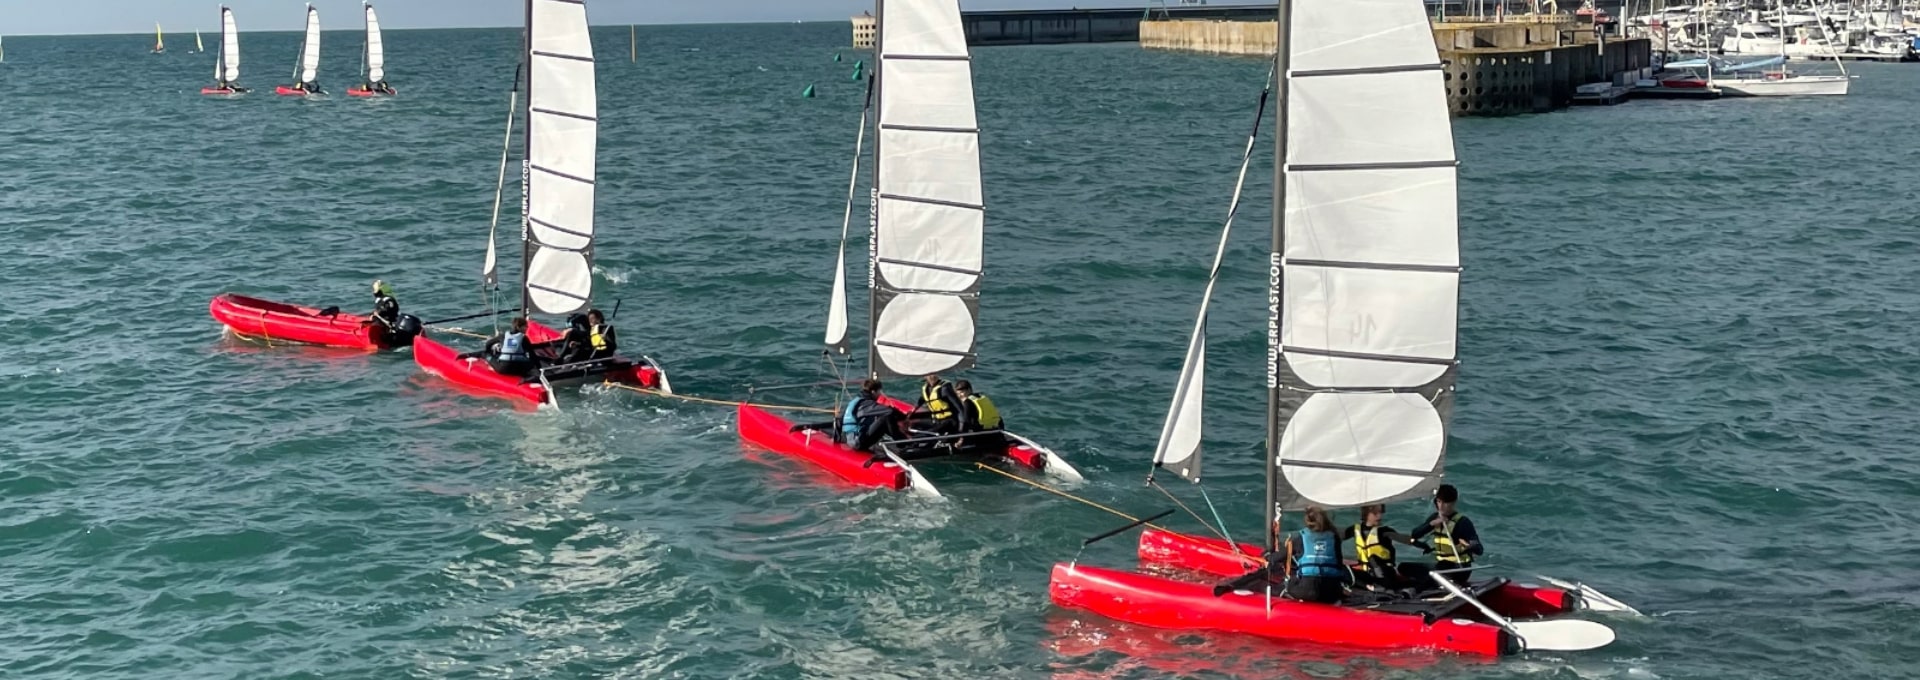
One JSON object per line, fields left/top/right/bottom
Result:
{"left": 411, "top": 0, "right": 669, "bottom": 408}
{"left": 194, "top": 30, "right": 204, "bottom": 54}
{"left": 1048, "top": 0, "right": 1624, "bottom": 657}
{"left": 735, "top": 0, "right": 1079, "bottom": 497}
{"left": 200, "top": 7, "right": 248, "bottom": 95}
{"left": 275, "top": 5, "right": 324, "bottom": 96}
{"left": 346, "top": 3, "right": 396, "bottom": 97}
{"left": 152, "top": 23, "right": 165, "bottom": 54}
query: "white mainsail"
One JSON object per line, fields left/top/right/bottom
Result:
{"left": 297, "top": 5, "right": 321, "bottom": 83}
{"left": 364, "top": 3, "right": 385, "bottom": 82}
{"left": 868, "top": 0, "right": 983, "bottom": 378}
{"left": 521, "top": 0, "right": 598, "bottom": 314}
{"left": 196, "top": 31, "right": 204, "bottom": 53}
{"left": 1271, "top": 0, "right": 1459, "bottom": 509}
{"left": 220, "top": 7, "right": 240, "bottom": 83}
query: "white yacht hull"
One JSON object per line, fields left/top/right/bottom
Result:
{"left": 1716, "top": 75, "right": 1850, "bottom": 96}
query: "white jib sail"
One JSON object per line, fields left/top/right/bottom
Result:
{"left": 364, "top": 3, "right": 385, "bottom": 82}
{"left": 824, "top": 84, "right": 875, "bottom": 353}
{"left": 1275, "top": 0, "right": 1460, "bottom": 508}
{"left": 869, "top": 0, "right": 984, "bottom": 377}
{"left": 221, "top": 8, "right": 240, "bottom": 83}
{"left": 299, "top": 5, "right": 320, "bottom": 83}
{"left": 522, "top": 0, "right": 597, "bottom": 315}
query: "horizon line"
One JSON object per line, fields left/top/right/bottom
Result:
{"left": 3, "top": 18, "right": 859, "bottom": 39}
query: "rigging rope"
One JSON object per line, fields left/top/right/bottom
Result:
{"left": 600, "top": 381, "right": 832, "bottom": 414}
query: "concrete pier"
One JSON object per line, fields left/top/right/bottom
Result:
{"left": 1139, "top": 15, "right": 1654, "bottom": 116}
{"left": 849, "top": 4, "right": 1278, "bottom": 48}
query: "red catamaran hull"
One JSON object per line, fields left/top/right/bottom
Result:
{"left": 412, "top": 321, "right": 662, "bottom": 405}
{"left": 274, "top": 85, "right": 317, "bottom": 96}
{"left": 736, "top": 399, "right": 1051, "bottom": 491}
{"left": 346, "top": 87, "right": 395, "bottom": 97}
{"left": 201, "top": 87, "right": 242, "bottom": 95}
{"left": 209, "top": 293, "right": 382, "bottom": 350}
{"left": 1049, "top": 563, "right": 1518, "bottom": 657}
{"left": 1135, "top": 529, "right": 1579, "bottom": 618}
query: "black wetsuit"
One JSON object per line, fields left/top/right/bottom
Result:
{"left": 370, "top": 294, "right": 401, "bottom": 345}
{"left": 1403, "top": 512, "right": 1484, "bottom": 586}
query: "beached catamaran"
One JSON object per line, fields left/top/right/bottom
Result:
{"left": 1048, "top": 0, "right": 1628, "bottom": 657}
{"left": 347, "top": 3, "right": 395, "bottom": 96}
{"left": 411, "top": 0, "right": 669, "bottom": 407}
{"left": 276, "top": 5, "right": 323, "bottom": 96}
{"left": 735, "top": 0, "right": 1079, "bottom": 496}
{"left": 200, "top": 7, "right": 247, "bottom": 95}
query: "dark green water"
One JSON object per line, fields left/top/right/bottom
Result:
{"left": 2, "top": 21, "right": 1917, "bottom": 679}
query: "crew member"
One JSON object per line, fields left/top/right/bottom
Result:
{"left": 368, "top": 279, "right": 401, "bottom": 344}
{"left": 585, "top": 308, "right": 618, "bottom": 360}
{"left": 912, "top": 373, "right": 962, "bottom": 436}
{"left": 463, "top": 317, "right": 536, "bottom": 377}
{"left": 550, "top": 314, "right": 593, "bottom": 365}
{"left": 1345, "top": 503, "right": 1419, "bottom": 593}
{"left": 1275, "top": 506, "right": 1346, "bottom": 604}
{"left": 1404, "top": 484, "right": 1484, "bottom": 587}
{"left": 953, "top": 380, "right": 1005, "bottom": 451}
{"left": 841, "top": 379, "right": 903, "bottom": 452}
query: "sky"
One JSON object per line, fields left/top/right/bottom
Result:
{"left": 0, "top": 0, "right": 1161, "bottom": 36}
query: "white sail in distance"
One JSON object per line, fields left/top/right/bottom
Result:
{"left": 298, "top": 5, "right": 320, "bottom": 83}
{"left": 869, "top": 0, "right": 984, "bottom": 378}
{"left": 364, "top": 3, "right": 384, "bottom": 82}
{"left": 220, "top": 7, "right": 240, "bottom": 83}
{"left": 522, "top": 0, "right": 598, "bottom": 315}
{"left": 1272, "top": 0, "right": 1460, "bottom": 510}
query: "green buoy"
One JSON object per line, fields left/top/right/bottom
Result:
{"left": 802, "top": 84, "right": 816, "bottom": 98}
{"left": 849, "top": 60, "right": 864, "bottom": 81}
{"left": 834, "top": 53, "right": 843, "bottom": 63}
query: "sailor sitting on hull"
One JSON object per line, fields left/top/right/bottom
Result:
{"left": 1277, "top": 506, "right": 1349, "bottom": 604}
{"left": 585, "top": 309, "right": 618, "bottom": 360}
{"left": 952, "top": 380, "right": 1006, "bottom": 453}
{"left": 908, "top": 373, "right": 963, "bottom": 438}
{"left": 1403, "top": 484, "right": 1484, "bottom": 587}
{"left": 790, "top": 379, "right": 904, "bottom": 453}
{"left": 1345, "top": 503, "right": 1424, "bottom": 595}
{"left": 360, "top": 80, "right": 394, "bottom": 94}
{"left": 461, "top": 317, "right": 537, "bottom": 377}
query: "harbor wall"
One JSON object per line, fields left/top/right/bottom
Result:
{"left": 1139, "top": 17, "right": 1653, "bottom": 116}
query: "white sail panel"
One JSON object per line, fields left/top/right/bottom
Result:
{"left": 1284, "top": 166, "right": 1456, "bottom": 267}
{"left": 1288, "top": 72, "right": 1453, "bottom": 167}
{"left": 869, "top": 0, "right": 982, "bottom": 377}
{"left": 1289, "top": 0, "right": 1439, "bottom": 73}
{"left": 873, "top": 293, "right": 976, "bottom": 376}
{"left": 299, "top": 6, "right": 320, "bottom": 83}
{"left": 365, "top": 4, "right": 385, "bottom": 82}
{"left": 1278, "top": 393, "right": 1443, "bottom": 508}
{"left": 824, "top": 250, "right": 850, "bottom": 349}
{"left": 221, "top": 8, "right": 240, "bottom": 83}
{"left": 523, "top": 0, "right": 597, "bottom": 315}
{"left": 1281, "top": 266, "right": 1455, "bottom": 387}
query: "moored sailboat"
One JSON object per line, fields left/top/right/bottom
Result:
{"left": 410, "top": 0, "right": 669, "bottom": 408}
{"left": 200, "top": 7, "right": 247, "bottom": 95}
{"left": 347, "top": 3, "right": 395, "bottom": 96}
{"left": 735, "top": 0, "right": 1079, "bottom": 496}
{"left": 275, "top": 5, "right": 324, "bottom": 96}
{"left": 1048, "top": 0, "right": 1622, "bottom": 657}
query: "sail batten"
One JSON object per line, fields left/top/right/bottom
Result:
{"left": 521, "top": 0, "right": 598, "bottom": 315}
{"left": 364, "top": 3, "right": 385, "bottom": 83}
{"left": 1268, "top": 0, "right": 1459, "bottom": 512}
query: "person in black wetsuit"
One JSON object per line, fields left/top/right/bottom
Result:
{"left": 584, "top": 309, "right": 618, "bottom": 360}
{"left": 791, "top": 379, "right": 902, "bottom": 452}
{"left": 368, "top": 279, "right": 401, "bottom": 345}
{"left": 1345, "top": 503, "right": 1422, "bottom": 594}
{"left": 1276, "top": 506, "right": 1348, "bottom": 604}
{"left": 552, "top": 314, "right": 593, "bottom": 365}
{"left": 910, "top": 373, "right": 963, "bottom": 437}
{"left": 461, "top": 317, "right": 537, "bottom": 377}
{"left": 1402, "top": 484, "right": 1484, "bottom": 587}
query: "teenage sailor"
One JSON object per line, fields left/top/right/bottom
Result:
{"left": 368, "top": 279, "right": 401, "bottom": 344}
{"left": 550, "top": 314, "right": 593, "bottom": 365}
{"left": 912, "top": 373, "right": 963, "bottom": 436}
{"left": 584, "top": 308, "right": 618, "bottom": 360}
{"left": 840, "top": 379, "right": 903, "bottom": 452}
{"left": 952, "top": 380, "right": 1005, "bottom": 451}
{"left": 1275, "top": 506, "right": 1346, "bottom": 604}
{"left": 462, "top": 317, "right": 537, "bottom": 377}
{"left": 1345, "top": 503, "right": 1420, "bottom": 592}
{"left": 1404, "top": 484, "right": 1483, "bottom": 587}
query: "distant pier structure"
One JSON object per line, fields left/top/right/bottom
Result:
{"left": 848, "top": 4, "right": 1277, "bottom": 48}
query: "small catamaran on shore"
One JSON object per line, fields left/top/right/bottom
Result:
{"left": 735, "top": 0, "right": 1079, "bottom": 496}
{"left": 1048, "top": 0, "right": 1629, "bottom": 658}
{"left": 275, "top": 5, "right": 323, "bottom": 96}
{"left": 411, "top": 0, "right": 668, "bottom": 408}
{"left": 200, "top": 7, "right": 247, "bottom": 95}
{"left": 346, "top": 2, "right": 396, "bottom": 97}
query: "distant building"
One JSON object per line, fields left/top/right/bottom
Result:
{"left": 852, "top": 12, "right": 875, "bottom": 49}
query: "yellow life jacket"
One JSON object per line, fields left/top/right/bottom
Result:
{"left": 1351, "top": 523, "right": 1392, "bottom": 567}
{"left": 966, "top": 394, "right": 1001, "bottom": 430}
{"left": 1432, "top": 513, "right": 1472, "bottom": 565}
{"left": 589, "top": 324, "right": 610, "bottom": 351}
{"left": 922, "top": 381, "right": 955, "bottom": 420}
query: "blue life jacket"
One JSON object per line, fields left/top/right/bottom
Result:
{"left": 498, "top": 332, "right": 530, "bottom": 361}
{"left": 841, "top": 397, "right": 865, "bottom": 438}
{"left": 1295, "top": 528, "right": 1342, "bottom": 578}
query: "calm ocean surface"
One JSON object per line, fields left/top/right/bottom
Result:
{"left": 0, "top": 20, "right": 1916, "bottom": 679}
